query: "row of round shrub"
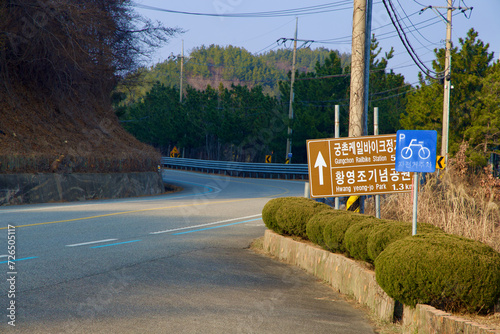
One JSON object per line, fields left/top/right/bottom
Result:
{"left": 263, "top": 197, "right": 441, "bottom": 263}
{"left": 375, "top": 233, "right": 500, "bottom": 313}
{"left": 262, "top": 196, "right": 500, "bottom": 314}
{"left": 262, "top": 196, "right": 331, "bottom": 238}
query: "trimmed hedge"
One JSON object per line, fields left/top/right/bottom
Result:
{"left": 305, "top": 210, "right": 349, "bottom": 248}
{"left": 263, "top": 197, "right": 500, "bottom": 315}
{"left": 344, "top": 219, "right": 389, "bottom": 263}
{"left": 375, "top": 233, "right": 500, "bottom": 314}
{"left": 322, "top": 212, "right": 377, "bottom": 253}
{"left": 275, "top": 198, "right": 332, "bottom": 239}
{"left": 262, "top": 197, "right": 290, "bottom": 234}
{"left": 366, "top": 221, "right": 443, "bottom": 262}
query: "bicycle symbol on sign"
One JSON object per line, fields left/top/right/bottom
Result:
{"left": 400, "top": 139, "right": 431, "bottom": 160}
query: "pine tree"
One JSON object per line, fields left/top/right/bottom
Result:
{"left": 401, "top": 28, "right": 495, "bottom": 163}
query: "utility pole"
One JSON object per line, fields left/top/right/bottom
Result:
{"left": 421, "top": 2, "right": 471, "bottom": 162}
{"left": 286, "top": 18, "right": 298, "bottom": 164}
{"left": 349, "top": 0, "right": 372, "bottom": 213}
{"left": 279, "top": 20, "right": 314, "bottom": 164}
{"left": 278, "top": 21, "right": 314, "bottom": 164}
{"left": 180, "top": 40, "right": 184, "bottom": 103}
{"left": 363, "top": 0, "right": 373, "bottom": 136}
{"left": 349, "top": 0, "right": 368, "bottom": 138}
{"left": 441, "top": 0, "right": 452, "bottom": 162}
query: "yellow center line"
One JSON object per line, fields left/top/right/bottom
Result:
{"left": 0, "top": 188, "right": 291, "bottom": 230}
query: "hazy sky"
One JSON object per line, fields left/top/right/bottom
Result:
{"left": 134, "top": 1, "right": 499, "bottom": 83}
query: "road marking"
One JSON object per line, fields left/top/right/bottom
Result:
{"left": 0, "top": 179, "right": 216, "bottom": 215}
{"left": 0, "top": 198, "right": 251, "bottom": 230}
{"left": 66, "top": 239, "right": 118, "bottom": 247}
{"left": 90, "top": 240, "right": 141, "bottom": 249}
{"left": 0, "top": 256, "right": 38, "bottom": 264}
{"left": 172, "top": 218, "right": 262, "bottom": 235}
{"left": 0, "top": 177, "right": 291, "bottom": 230}
{"left": 0, "top": 255, "right": 8, "bottom": 258}
{"left": 149, "top": 214, "right": 262, "bottom": 235}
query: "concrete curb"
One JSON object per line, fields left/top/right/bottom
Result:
{"left": 0, "top": 172, "right": 164, "bottom": 205}
{"left": 263, "top": 229, "right": 500, "bottom": 334}
{"left": 402, "top": 305, "right": 500, "bottom": 334}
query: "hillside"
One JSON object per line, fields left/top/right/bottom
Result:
{"left": 0, "top": 85, "right": 160, "bottom": 174}
{"left": 114, "top": 45, "right": 350, "bottom": 105}
{"left": 0, "top": 0, "right": 174, "bottom": 174}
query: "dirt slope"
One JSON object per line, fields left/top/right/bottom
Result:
{"left": 0, "top": 85, "right": 160, "bottom": 173}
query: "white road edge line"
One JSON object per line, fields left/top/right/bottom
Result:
{"left": 150, "top": 214, "right": 263, "bottom": 235}
{"left": 66, "top": 239, "right": 118, "bottom": 247}
{"left": 0, "top": 255, "right": 8, "bottom": 258}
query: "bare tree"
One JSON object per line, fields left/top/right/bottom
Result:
{"left": 0, "top": 0, "right": 179, "bottom": 100}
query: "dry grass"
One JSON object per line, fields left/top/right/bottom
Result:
{"left": 364, "top": 143, "right": 500, "bottom": 328}
{"left": 366, "top": 143, "right": 500, "bottom": 253}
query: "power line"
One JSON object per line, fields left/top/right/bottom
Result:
{"left": 296, "top": 85, "right": 414, "bottom": 107}
{"left": 315, "top": 10, "right": 448, "bottom": 45}
{"left": 395, "top": 0, "right": 439, "bottom": 50}
{"left": 254, "top": 41, "right": 281, "bottom": 55}
{"left": 382, "top": 0, "right": 445, "bottom": 79}
{"left": 132, "top": 1, "right": 353, "bottom": 18}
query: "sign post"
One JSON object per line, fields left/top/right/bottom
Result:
{"left": 395, "top": 130, "right": 437, "bottom": 235}
{"left": 306, "top": 134, "right": 412, "bottom": 198}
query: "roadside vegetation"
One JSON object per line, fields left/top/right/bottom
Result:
{"left": 0, "top": 0, "right": 179, "bottom": 173}
{"left": 365, "top": 142, "right": 500, "bottom": 254}
{"left": 115, "top": 39, "right": 409, "bottom": 163}
{"left": 262, "top": 196, "right": 500, "bottom": 316}
{"left": 114, "top": 29, "right": 499, "bottom": 172}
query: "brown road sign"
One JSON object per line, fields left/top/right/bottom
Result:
{"left": 307, "top": 135, "right": 413, "bottom": 198}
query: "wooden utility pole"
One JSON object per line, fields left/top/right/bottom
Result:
{"left": 349, "top": 0, "right": 372, "bottom": 213}
{"left": 349, "top": 0, "right": 368, "bottom": 138}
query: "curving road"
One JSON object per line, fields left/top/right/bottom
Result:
{"left": 0, "top": 170, "right": 375, "bottom": 333}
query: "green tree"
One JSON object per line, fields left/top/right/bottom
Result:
{"left": 121, "top": 83, "right": 184, "bottom": 152}
{"left": 279, "top": 37, "right": 407, "bottom": 163}
{"left": 279, "top": 51, "right": 350, "bottom": 163}
{"left": 463, "top": 60, "right": 500, "bottom": 166}
{"left": 401, "top": 29, "right": 495, "bottom": 163}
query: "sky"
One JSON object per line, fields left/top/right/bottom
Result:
{"left": 133, "top": 0, "right": 500, "bottom": 84}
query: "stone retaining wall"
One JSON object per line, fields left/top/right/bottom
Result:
{"left": 263, "top": 230, "right": 500, "bottom": 334}
{"left": 0, "top": 172, "right": 164, "bottom": 205}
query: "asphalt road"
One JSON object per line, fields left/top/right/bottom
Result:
{"left": 0, "top": 170, "right": 375, "bottom": 333}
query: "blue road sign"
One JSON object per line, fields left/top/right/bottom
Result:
{"left": 395, "top": 130, "right": 437, "bottom": 173}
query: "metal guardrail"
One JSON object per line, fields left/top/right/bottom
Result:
{"left": 161, "top": 157, "right": 309, "bottom": 180}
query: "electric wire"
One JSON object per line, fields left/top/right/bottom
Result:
{"left": 386, "top": 0, "right": 443, "bottom": 75}
{"left": 254, "top": 41, "right": 281, "bottom": 55}
{"left": 395, "top": 0, "right": 439, "bottom": 50}
{"left": 382, "top": 0, "right": 445, "bottom": 79}
{"left": 132, "top": 1, "right": 354, "bottom": 18}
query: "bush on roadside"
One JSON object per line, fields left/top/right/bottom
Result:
{"left": 306, "top": 210, "right": 349, "bottom": 248}
{"left": 375, "top": 233, "right": 500, "bottom": 314}
{"left": 262, "top": 197, "right": 291, "bottom": 234}
{"left": 343, "top": 219, "right": 388, "bottom": 262}
{"left": 322, "top": 212, "right": 377, "bottom": 254}
{"left": 366, "top": 221, "right": 443, "bottom": 262}
{"left": 275, "top": 198, "right": 332, "bottom": 239}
